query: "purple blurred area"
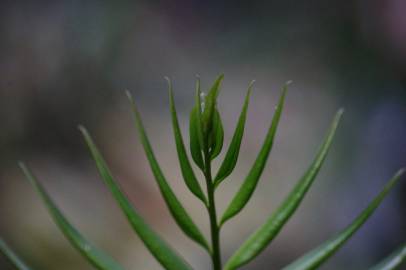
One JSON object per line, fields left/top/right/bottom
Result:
{"left": 0, "top": 1, "right": 405, "bottom": 269}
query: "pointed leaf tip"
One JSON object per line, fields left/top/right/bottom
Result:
{"left": 214, "top": 82, "right": 254, "bottom": 187}
{"left": 223, "top": 109, "right": 342, "bottom": 269}
{"left": 168, "top": 83, "right": 208, "bottom": 205}
{"left": 395, "top": 167, "right": 405, "bottom": 178}
{"left": 164, "top": 76, "right": 171, "bottom": 85}
{"left": 189, "top": 80, "right": 205, "bottom": 170}
{"left": 201, "top": 75, "right": 224, "bottom": 134}
{"left": 128, "top": 99, "right": 210, "bottom": 251}
{"left": 126, "top": 90, "right": 134, "bottom": 102}
{"left": 77, "top": 124, "right": 86, "bottom": 133}
{"left": 220, "top": 86, "right": 287, "bottom": 225}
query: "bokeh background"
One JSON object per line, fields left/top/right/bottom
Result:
{"left": 1, "top": 1, "right": 405, "bottom": 269}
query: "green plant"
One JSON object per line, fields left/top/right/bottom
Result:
{"left": 1, "top": 75, "right": 405, "bottom": 270}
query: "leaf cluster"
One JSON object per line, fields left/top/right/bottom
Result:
{"left": 1, "top": 76, "right": 405, "bottom": 270}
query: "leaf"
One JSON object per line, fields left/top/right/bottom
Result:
{"left": 220, "top": 84, "right": 288, "bottom": 226}
{"left": 125, "top": 92, "right": 210, "bottom": 252}
{"left": 370, "top": 244, "right": 406, "bottom": 270}
{"left": 209, "top": 109, "right": 224, "bottom": 160}
{"left": 167, "top": 78, "right": 207, "bottom": 205}
{"left": 79, "top": 127, "right": 194, "bottom": 270}
{"left": 0, "top": 238, "right": 32, "bottom": 270}
{"left": 201, "top": 74, "right": 224, "bottom": 135}
{"left": 223, "top": 109, "right": 343, "bottom": 270}
{"left": 282, "top": 168, "right": 405, "bottom": 270}
{"left": 194, "top": 77, "right": 205, "bottom": 152}
{"left": 189, "top": 79, "right": 205, "bottom": 170}
{"left": 214, "top": 82, "right": 253, "bottom": 188}
{"left": 19, "top": 163, "right": 124, "bottom": 270}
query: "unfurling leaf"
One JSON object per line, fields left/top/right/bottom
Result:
{"left": 223, "top": 109, "right": 343, "bottom": 270}
{"left": 126, "top": 92, "right": 210, "bottom": 252}
{"left": 79, "top": 127, "right": 193, "bottom": 270}
{"left": 201, "top": 74, "right": 224, "bottom": 136}
{"left": 220, "top": 84, "right": 288, "bottom": 226}
{"left": 19, "top": 163, "right": 124, "bottom": 270}
{"left": 282, "top": 168, "right": 405, "bottom": 270}
{"left": 214, "top": 82, "right": 253, "bottom": 188}
{"left": 190, "top": 79, "right": 205, "bottom": 170}
{"left": 0, "top": 238, "right": 32, "bottom": 270}
{"left": 167, "top": 78, "right": 207, "bottom": 205}
{"left": 370, "top": 243, "right": 406, "bottom": 270}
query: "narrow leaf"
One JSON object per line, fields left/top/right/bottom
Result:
{"left": 0, "top": 238, "right": 32, "bottom": 270}
{"left": 209, "top": 109, "right": 224, "bottom": 160}
{"left": 220, "top": 84, "right": 288, "bottom": 225}
{"left": 201, "top": 74, "right": 224, "bottom": 135}
{"left": 79, "top": 127, "right": 193, "bottom": 270}
{"left": 19, "top": 163, "right": 124, "bottom": 270}
{"left": 189, "top": 79, "right": 205, "bottom": 170}
{"left": 282, "top": 168, "right": 405, "bottom": 270}
{"left": 126, "top": 92, "right": 210, "bottom": 252}
{"left": 194, "top": 77, "right": 205, "bottom": 152}
{"left": 223, "top": 109, "right": 343, "bottom": 270}
{"left": 214, "top": 82, "right": 253, "bottom": 187}
{"left": 167, "top": 78, "right": 207, "bottom": 205}
{"left": 370, "top": 244, "right": 406, "bottom": 270}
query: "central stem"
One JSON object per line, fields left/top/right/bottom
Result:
{"left": 204, "top": 152, "right": 221, "bottom": 270}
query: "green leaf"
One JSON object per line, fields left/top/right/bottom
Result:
{"left": 282, "top": 168, "right": 405, "bottom": 270}
{"left": 19, "top": 163, "right": 124, "bottom": 270}
{"left": 0, "top": 238, "right": 32, "bottom": 270}
{"left": 167, "top": 78, "right": 207, "bottom": 205}
{"left": 201, "top": 74, "right": 224, "bottom": 135}
{"left": 220, "top": 84, "right": 288, "bottom": 226}
{"left": 126, "top": 92, "right": 210, "bottom": 252}
{"left": 209, "top": 109, "right": 224, "bottom": 160}
{"left": 79, "top": 127, "right": 194, "bottom": 270}
{"left": 223, "top": 109, "right": 343, "bottom": 270}
{"left": 214, "top": 82, "right": 253, "bottom": 188}
{"left": 370, "top": 244, "right": 406, "bottom": 270}
{"left": 194, "top": 78, "right": 205, "bottom": 152}
{"left": 189, "top": 79, "right": 205, "bottom": 170}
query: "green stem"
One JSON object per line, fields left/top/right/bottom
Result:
{"left": 204, "top": 153, "right": 222, "bottom": 270}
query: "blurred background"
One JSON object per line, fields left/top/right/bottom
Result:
{"left": 0, "top": 1, "right": 405, "bottom": 269}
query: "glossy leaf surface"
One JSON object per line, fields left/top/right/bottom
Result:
{"left": 189, "top": 80, "right": 205, "bottom": 170}
{"left": 209, "top": 109, "right": 224, "bottom": 160}
{"left": 167, "top": 79, "right": 207, "bottom": 204}
{"left": 20, "top": 163, "right": 124, "bottom": 270}
{"left": 79, "top": 127, "right": 194, "bottom": 270}
{"left": 201, "top": 75, "right": 224, "bottom": 135}
{"left": 214, "top": 83, "right": 253, "bottom": 187}
{"left": 220, "top": 85, "right": 287, "bottom": 225}
{"left": 223, "top": 109, "right": 343, "bottom": 270}
{"left": 126, "top": 92, "right": 210, "bottom": 251}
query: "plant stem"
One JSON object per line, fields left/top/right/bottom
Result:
{"left": 204, "top": 153, "right": 222, "bottom": 270}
